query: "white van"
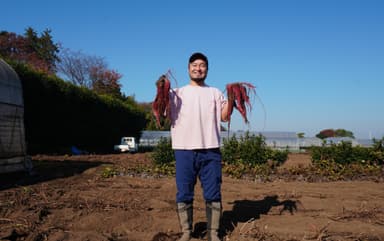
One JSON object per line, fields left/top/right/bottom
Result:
{"left": 113, "top": 137, "right": 138, "bottom": 153}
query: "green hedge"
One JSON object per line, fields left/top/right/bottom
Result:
{"left": 11, "top": 62, "right": 147, "bottom": 154}
{"left": 151, "top": 132, "right": 288, "bottom": 167}
{"left": 311, "top": 140, "right": 384, "bottom": 165}
{"left": 222, "top": 132, "right": 288, "bottom": 166}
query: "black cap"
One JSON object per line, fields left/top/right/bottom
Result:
{"left": 189, "top": 52, "right": 208, "bottom": 68}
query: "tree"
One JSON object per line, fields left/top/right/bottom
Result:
{"left": 316, "top": 129, "right": 335, "bottom": 139}
{"left": 316, "top": 128, "right": 354, "bottom": 139}
{"left": 297, "top": 132, "right": 305, "bottom": 138}
{"left": 0, "top": 31, "right": 25, "bottom": 59}
{"left": 90, "top": 66, "right": 122, "bottom": 98}
{"left": 334, "top": 129, "right": 355, "bottom": 139}
{"left": 0, "top": 28, "right": 60, "bottom": 74}
{"left": 57, "top": 49, "right": 123, "bottom": 98}
{"left": 57, "top": 48, "right": 106, "bottom": 88}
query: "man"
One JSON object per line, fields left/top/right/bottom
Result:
{"left": 169, "top": 52, "right": 229, "bottom": 241}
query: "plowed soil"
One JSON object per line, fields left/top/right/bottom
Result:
{"left": 1, "top": 153, "right": 384, "bottom": 241}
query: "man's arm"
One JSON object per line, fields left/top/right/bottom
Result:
{"left": 221, "top": 101, "right": 229, "bottom": 122}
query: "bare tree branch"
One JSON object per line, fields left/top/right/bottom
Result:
{"left": 57, "top": 49, "right": 107, "bottom": 88}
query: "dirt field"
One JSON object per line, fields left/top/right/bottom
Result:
{"left": 1, "top": 153, "right": 384, "bottom": 241}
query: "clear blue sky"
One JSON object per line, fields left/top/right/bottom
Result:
{"left": 3, "top": 0, "right": 384, "bottom": 138}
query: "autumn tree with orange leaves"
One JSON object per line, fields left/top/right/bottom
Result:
{"left": 316, "top": 128, "right": 354, "bottom": 139}
{"left": 0, "top": 27, "right": 60, "bottom": 74}
{"left": 90, "top": 66, "right": 122, "bottom": 98}
{"left": 57, "top": 48, "right": 124, "bottom": 99}
{"left": 2, "top": 28, "right": 124, "bottom": 99}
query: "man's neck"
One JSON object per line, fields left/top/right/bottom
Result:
{"left": 190, "top": 80, "right": 206, "bottom": 86}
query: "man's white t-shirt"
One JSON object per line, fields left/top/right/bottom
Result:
{"left": 170, "top": 84, "right": 226, "bottom": 150}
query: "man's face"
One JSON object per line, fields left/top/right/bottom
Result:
{"left": 188, "top": 59, "right": 208, "bottom": 83}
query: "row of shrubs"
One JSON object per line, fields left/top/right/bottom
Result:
{"left": 149, "top": 132, "right": 384, "bottom": 180}
{"left": 10, "top": 61, "right": 147, "bottom": 154}
{"left": 311, "top": 138, "right": 384, "bottom": 165}
{"left": 152, "top": 133, "right": 384, "bottom": 167}
{"left": 152, "top": 132, "right": 289, "bottom": 167}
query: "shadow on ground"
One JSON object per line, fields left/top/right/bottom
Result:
{"left": 220, "top": 195, "right": 299, "bottom": 236}
{"left": 151, "top": 195, "right": 300, "bottom": 240}
{"left": 0, "top": 159, "right": 108, "bottom": 191}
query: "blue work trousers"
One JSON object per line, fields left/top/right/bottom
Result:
{"left": 175, "top": 148, "right": 222, "bottom": 203}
